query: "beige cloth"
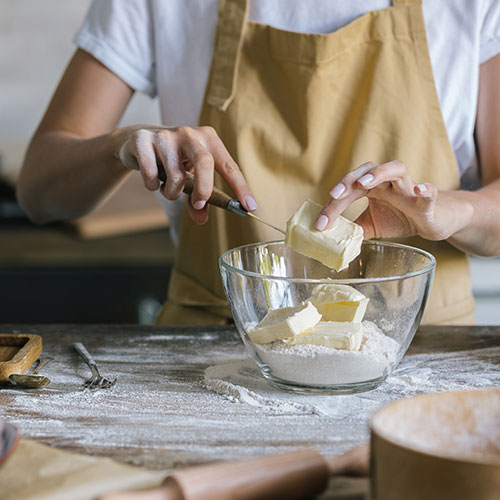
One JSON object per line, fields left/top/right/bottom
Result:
{"left": 0, "top": 440, "right": 164, "bottom": 500}
{"left": 159, "top": 0, "right": 474, "bottom": 326}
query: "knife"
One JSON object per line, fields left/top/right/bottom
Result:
{"left": 158, "top": 167, "right": 285, "bottom": 235}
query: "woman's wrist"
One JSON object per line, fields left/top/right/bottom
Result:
{"left": 434, "top": 191, "right": 475, "bottom": 239}
{"left": 440, "top": 189, "right": 499, "bottom": 255}
{"left": 108, "top": 126, "right": 137, "bottom": 171}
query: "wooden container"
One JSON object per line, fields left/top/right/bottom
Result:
{"left": 0, "top": 334, "right": 42, "bottom": 382}
{"left": 370, "top": 389, "right": 500, "bottom": 500}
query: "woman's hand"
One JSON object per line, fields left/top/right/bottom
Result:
{"left": 314, "top": 160, "right": 470, "bottom": 241}
{"left": 314, "top": 55, "right": 500, "bottom": 257}
{"left": 114, "top": 125, "right": 257, "bottom": 224}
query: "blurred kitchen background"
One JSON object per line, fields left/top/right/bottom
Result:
{"left": 1, "top": 1, "right": 499, "bottom": 324}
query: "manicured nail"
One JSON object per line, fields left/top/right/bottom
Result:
{"left": 358, "top": 174, "right": 374, "bottom": 187}
{"left": 193, "top": 200, "right": 206, "bottom": 210}
{"left": 245, "top": 196, "right": 258, "bottom": 211}
{"left": 315, "top": 215, "right": 329, "bottom": 231}
{"left": 330, "top": 183, "right": 346, "bottom": 199}
{"left": 416, "top": 184, "right": 427, "bottom": 193}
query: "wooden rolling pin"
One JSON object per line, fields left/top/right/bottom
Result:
{"left": 158, "top": 168, "right": 284, "bottom": 234}
{"left": 99, "top": 445, "right": 368, "bottom": 500}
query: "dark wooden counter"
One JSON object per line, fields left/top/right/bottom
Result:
{"left": 1, "top": 325, "right": 499, "bottom": 498}
{"left": 0, "top": 222, "right": 174, "bottom": 323}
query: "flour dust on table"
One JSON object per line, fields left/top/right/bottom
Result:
{"left": 2, "top": 326, "right": 500, "bottom": 473}
{"left": 204, "top": 345, "right": 500, "bottom": 417}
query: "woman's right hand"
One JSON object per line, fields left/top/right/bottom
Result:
{"left": 114, "top": 125, "right": 257, "bottom": 224}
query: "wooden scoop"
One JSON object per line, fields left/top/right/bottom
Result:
{"left": 9, "top": 358, "right": 51, "bottom": 388}
{"left": 98, "top": 445, "right": 369, "bottom": 500}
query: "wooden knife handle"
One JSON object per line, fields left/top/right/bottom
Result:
{"left": 168, "top": 448, "right": 329, "bottom": 500}
{"left": 157, "top": 166, "right": 234, "bottom": 210}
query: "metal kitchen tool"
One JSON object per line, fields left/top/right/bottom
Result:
{"left": 158, "top": 168, "right": 285, "bottom": 235}
{"left": 72, "top": 342, "right": 116, "bottom": 390}
{"left": 8, "top": 357, "right": 51, "bottom": 388}
{"left": 224, "top": 201, "right": 286, "bottom": 235}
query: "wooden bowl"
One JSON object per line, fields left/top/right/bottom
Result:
{"left": 370, "top": 389, "right": 500, "bottom": 500}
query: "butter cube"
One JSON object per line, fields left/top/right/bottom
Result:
{"left": 309, "top": 284, "right": 369, "bottom": 323}
{"left": 285, "top": 199, "right": 363, "bottom": 271}
{"left": 248, "top": 302, "right": 321, "bottom": 344}
{"left": 284, "top": 321, "right": 363, "bottom": 351}
{"left": 286, "top": 301, "right": 322, "bottom": 336}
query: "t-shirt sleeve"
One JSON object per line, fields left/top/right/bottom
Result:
{"left": 479, "top": 0, "right": 500, "bottom": 64}
{"left": 74, "top": 0, "right": 156, "bottom": 97}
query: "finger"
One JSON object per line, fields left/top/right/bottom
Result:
{"left": 154, "top": 132, "right": 186, "bottom": 200}
{"left": 353, "top": 208, "right": 376, "bottom": 240}
{"left": 414, "top": 182, "right": 436, "bottom": 198}
{"left": 329, "top": 162, "right": 378, "bottom": 200}
{"left": 355, "top": 160, "right": 414, "bottom": 195}
{"left": 185, "top": 196, "right": 209, "bottom": 225}
{"left": 206, "top": 129, "right": 257, "bottom": 212}
{"left": 130, "top": 129, "right": 161, "bottom": 191}
{"left": 314, "top": 187, "right": 367, "bottom": 231}
{"left": 414, "top": 182, "right": 438, "bottom": 210}
{"left": 180, "top": 139, "right": 214, "bottom": 210}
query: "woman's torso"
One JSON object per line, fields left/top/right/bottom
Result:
{"left": 77, "top": 0, "right": 500, "bottom": 237}
{"left": 148, "top": 0, "right": 496, "bottom": 236}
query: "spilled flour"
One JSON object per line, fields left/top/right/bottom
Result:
{"left": 3, "top": 328, "right": 500, "bottom": 473}
{"left": 204, "top": 363, "right": 328, "bottom": 415}
{"left": 203, "top": 345, "right": 500, "bottom": 417}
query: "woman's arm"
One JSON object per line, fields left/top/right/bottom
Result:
{"left": 17, "top": 49, "right": 256, "bottom": 225}
{"left": 315, "top": 54, "right": 500, "bottom": 257}
{"left": 447, "top": 52, "right": 500, "bottom": 255}
{"left": 17, "top": 49, "right": 134, "bottom": 223}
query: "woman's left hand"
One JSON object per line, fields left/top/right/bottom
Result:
{"left": 314, "top": 160, "right": 465, "bottom": 241}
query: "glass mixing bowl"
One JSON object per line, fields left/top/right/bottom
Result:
{"left": 219, "top": 240, "right": 435, "bottom": 394}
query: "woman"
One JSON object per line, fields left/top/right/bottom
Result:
{"left": 17, "top": 0, "right": 500, "bottom": 325}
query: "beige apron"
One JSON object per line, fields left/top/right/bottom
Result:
{"left": 157, "top": 0, "right": 475, "bottom": 326}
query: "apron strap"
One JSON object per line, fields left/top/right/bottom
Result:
{"left": 206, "top": 0, "right": 248, "bottom": 111}
{"left": 392, "top": 0, "right": 422, "bottom": 5}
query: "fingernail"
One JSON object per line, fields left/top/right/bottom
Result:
{"left": 330, "top": 183, "right": 346, "bottom": 199}
{"left": 193, "top": 200, "right": 206, "bottom": 210}
{"left": 416, "top": 184, "right": 427, "bottom": 193}
{"left": 245, "top": 196, "right": 258, "bottom": 211}
{"left": 315, "top": 215, "right": 329, "bottom": 231}
{"left": 358, "top": 174, "right": 374, "bottom": 187}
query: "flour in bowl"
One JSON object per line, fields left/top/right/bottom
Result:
{"left": 253, "top": 321, "right": 399, "bottom": 385}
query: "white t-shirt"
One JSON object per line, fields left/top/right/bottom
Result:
{"left": 75, "top": 0, "right": 500, "bottom": 241}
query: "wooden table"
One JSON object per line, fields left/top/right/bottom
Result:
{"left": 1, "top": 325, "right": 500, "bottom": 497}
